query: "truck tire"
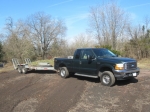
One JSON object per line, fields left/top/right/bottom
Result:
{"left": 59, "top": 67, "right": 69, "bottom": 78}
{"left": 100, "top": 71, "right": 115, "bottom": 87}
{"left": 22, "top": 67, "right": 28, "bottom": 74}
{"left": 18, "top": 66, "right": 22, "bottom": 73}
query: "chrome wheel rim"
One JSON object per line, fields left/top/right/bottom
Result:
{"left": 22, "top": 69, "right": 25, "bottom": 73}
{"left": 18, "top": 68, "right": 21, "bottom": 73}
{"left": 102, "top": 75, "right": 110, "bottom": 84}
{"left": 60, "top": 69, "right": 65, "bottom": 77}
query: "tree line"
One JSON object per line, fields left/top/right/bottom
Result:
{"left": 0, "top": 1, "right": 150, "bottom": 62}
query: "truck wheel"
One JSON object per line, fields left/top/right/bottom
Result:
{"left": 22, "top": 67, "right": 28, "bottom": 74}
{"left": 100, "top": 71, "right": 115, "bottom": 87}
{"left": 18, "top": 66, "right": 22, "bottom": 73}
{"left": 59, "top": 67, "right": 69, "bottom": 78}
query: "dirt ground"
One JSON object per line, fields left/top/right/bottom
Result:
{"left": 0, "top": 69, "right": 150, "bottom": 112}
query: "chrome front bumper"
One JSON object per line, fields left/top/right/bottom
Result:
{"left": 113, "top": 67, "right": 140, "bottom": 80}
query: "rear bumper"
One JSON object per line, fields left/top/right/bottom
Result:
{"left": 113, "top": 67, "right": 140, "bottom": 80}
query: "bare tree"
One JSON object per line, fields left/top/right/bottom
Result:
{"left": 50, "top": 38, "right": 69, "bottom": 57}
{"left": 88, "top": 1, "right": 129, "bottom": 50}
{"left": 3, "top": 18, "right": 35, "bottom": 61}
{"left": 72, "top": 33, "right": 95, "bottom": 48}
{"left": 27, "top": 12, "right": 67, "bottom": 59}
{"left": 126, "top": 16, "right": 150, "bottom": 59}
{"left": 5, "top": 17, "right": 13, "bottom": 33}
{"left": 0, "top": 33, "right": 5, "bottom": 41}
{"left": 144, "top": 16, "right": 150, "bottom": 31}
{"left": 127, "top": 24, "right": 142, "bottom": 39}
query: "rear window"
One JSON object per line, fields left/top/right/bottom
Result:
{"left": 74, "top": 49, "right": 81, "bottom": 59}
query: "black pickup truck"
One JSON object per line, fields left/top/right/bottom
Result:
{"left": 54, "top": 48, "right": 140, "bottom": 86}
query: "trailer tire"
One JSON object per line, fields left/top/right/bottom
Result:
{"left": 18, "top": 66, "right": 22, "bottom": 73}
{"left": 22, "top": 67, "right": 28, "bottom": 74}
{"left": 59, "top": 67, "right": 69, "bottom": 78}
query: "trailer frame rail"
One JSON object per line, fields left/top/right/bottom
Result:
{"left": 12, "top": 58, "right": 55, "bottom": 74}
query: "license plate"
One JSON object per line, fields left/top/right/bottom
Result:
{"left": 133, "top": 73, "right": 137, "bottom": 76}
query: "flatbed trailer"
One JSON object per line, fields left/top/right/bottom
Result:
{"left": 12, "top": 58, "right": 55, "bottom": 74}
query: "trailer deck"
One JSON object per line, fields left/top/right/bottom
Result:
{"left": 12, "top": 58, "right": 55, "bottom": 74}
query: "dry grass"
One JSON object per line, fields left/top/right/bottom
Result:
{"left": 0, "top": 63, "right": 14, "bottom": 73}
{"left": 1, "top": 58, "right": 149, "bottom": 73}
{"left": 137, "top": 58, "right": 150, "bottom": 69}
{"left": 30, "top": 59, "right": 54, "bottom": 66}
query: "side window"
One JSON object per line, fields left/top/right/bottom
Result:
{"left": 81, "top": 50, "right": 94, "bottom": 59}
{"left": 81, "top": 50, "right": 87, "bottom": 59}
{"left": 87, "top": 50, "right": 95, "bottom": 58}
{"left": 74, "top": 49, "right": 81, "bottom": 59}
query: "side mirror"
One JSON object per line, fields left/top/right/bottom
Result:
{"left": 87, "top": 55, "right": 95, "bottom": 60}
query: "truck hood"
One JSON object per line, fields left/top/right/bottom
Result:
{"left": 98, "top": 57, "right": 136, "bottom": 63}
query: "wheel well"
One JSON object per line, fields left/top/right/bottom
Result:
{"left": 99, "top": 67, "right": 113, "bottom": 77}
{"left": 59, "top": 63, "right": 66, "bottom": 68}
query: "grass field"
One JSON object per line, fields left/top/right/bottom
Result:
{"left": 0, "top": 63, "right": 14, "bottom": 73}
{"left": 137, "top": 58, "right": 150, "bottom": 69}
{"left": 0, "top": 58, "right": 150, "bottom": 73}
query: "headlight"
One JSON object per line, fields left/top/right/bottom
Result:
{"left": 115, "top": 64, "right": 124, "bottom": 70}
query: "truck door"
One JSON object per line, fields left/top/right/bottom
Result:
{"left": 72, "top": 49, "right": 81, "bottom": 73}
{"left": 79, "top": 49, "right": 97, "bottom": 75}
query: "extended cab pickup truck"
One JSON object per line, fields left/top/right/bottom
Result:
{"left": 54, "top": 48, "right": 140, "bottom": 86}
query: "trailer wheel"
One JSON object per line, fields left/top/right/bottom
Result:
{"left": 59, "top": 67, "right": 69, "bottom": 78}
{"left": 100, "top": 71, "right": 115, "bottom": 87}
{"left": 18, "top": 66, "right": 22, "bottom": 73}
{"left": 22, "top": 67, "right": 28, "bottom": 74}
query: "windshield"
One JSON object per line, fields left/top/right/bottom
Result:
{"left": 93, "top": 49, "right": 117, "bottom": 58}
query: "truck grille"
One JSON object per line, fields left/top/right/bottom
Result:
{"left": 125, "top": 62, "right": 137, "bottom": 70}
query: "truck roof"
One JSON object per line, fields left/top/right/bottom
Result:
{"left": 76, "top": 48, "right": 107, "bottom": 50}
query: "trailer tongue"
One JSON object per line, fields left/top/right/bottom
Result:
{"left": 12, "top": 58, "right": 55, "bottom": 74}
